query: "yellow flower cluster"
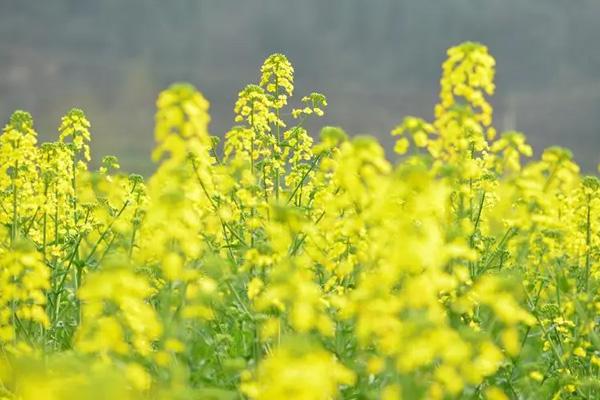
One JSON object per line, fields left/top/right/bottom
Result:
{"left": 241, "top": 340, "right": 355, "bottom": 400}
{"left": 59, "top": 108, "right": 92, "bottom": 162}
{"left": 0, "top": 43, "right": 599, "bottom": 400}
{"left": 153, "top": 83, "right": 211, "bottom": 162}
{"left": 75, "top": 265, "right": 161, "bottom": 358}
{"left": 0, "top": 242, "right": 49, "bottom": 344}
{"left": 260, "top": 53, "right": 294, "bottom": 108}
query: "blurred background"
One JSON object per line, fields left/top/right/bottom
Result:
{"left": 1, "top": 0, "right": 599, "bottom": 173}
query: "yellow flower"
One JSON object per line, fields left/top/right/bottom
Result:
{"left": 247, "top": 277, "right": 264, "bottom": 300}
{"left": 125, "top": 363, "right": 152, "bottom": 391}
{"left": 529, "top": 371, "right": 544, "bottom": 382}
{"left": 485, "top": 387, "right": 509, "bottom": 400}
{"left": 573, "top": 346, "right": 586, "bottom": 357}
{"left": 242, "top": 340, "right": 355, "bottom": 400}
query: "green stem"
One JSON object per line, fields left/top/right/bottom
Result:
{"left": 42, "top": 181, "right": 49, "bottom": 261}
{"left": 72, "top": 153, "right": 77, "bottom": 226}
{"left": 584, "top": 193, "right": 592, "bottom": 292}
{"left": 53, "top": 235, "right": 82, "bottom": 323}
{"left": 10, "top": 160, "right": 19, "bottom": 247}
{"left": 287, "top": 152, "right": 324, "bottom": 204}
{"left": 191, "top": 158, "right": 248, "bottom": 248}
{"left": 274, "top": 76, "right": 280, "bottom": 201}
{"left": 84, "top": 195, "right": 133, "bottom": 264}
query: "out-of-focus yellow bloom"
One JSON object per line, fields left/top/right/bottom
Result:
{"left": 485, "top": 387, "right": 509, "bottom": 400}
{"left": 76, "top": 265, "right": 162, "bottom": 358}
{"left": 241, "top": 341, "right": 355, "bottom": 400}
{"left": 0, "top": 242, "right": 49, "bottom": 345}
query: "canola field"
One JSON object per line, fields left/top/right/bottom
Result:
{"left": 0, "top": 42, "right": 599, "bottom": 399}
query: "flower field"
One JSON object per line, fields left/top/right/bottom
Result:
{"left": 0, "top": 42, "right": 599, "bottom": 399}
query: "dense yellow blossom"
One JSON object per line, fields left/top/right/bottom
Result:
{"left": 241, "top": 340, "right": 355, "bottom": 400}
{"left": 0, "top": 242, "right": 49, "bottom": 344}
{"left": 0, "top": 43, "right": 598, "bottom": 400}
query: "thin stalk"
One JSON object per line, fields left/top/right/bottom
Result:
{"left": 191, "top": 158, "right": 248, "bottom": 248}
{"left": 72, "top": 153, "right": 77, "bottom": 226}
{"left": 10, "top": 160, "right": 19, "bottom": 247}
{"left": 128, "top": 213, "right": 141, "bottom": 260}
{"left": 249, "top": 100, "right": 257, "bottom": 247}
{"left": 584, "top": 193, "right": 592, "bottom": 292}
{"left": 22, "top": 206, "right": 40, "bottom": 237}
{"left": 84, "top": 196, "right": 133, "bottom": 264}
{"left": 52, "top": 235, "right": 82, "bottom": 323}
{"left": 54, "top": 187, "right": 59, "bottom": 245}
{"left": 480, "top": 226, "right": 516, "bottom": 273}
{"left": 287, "top": 152, "right": 323, "bottom": 205}
{"left": 274, "top": 76, "right": 280, "bottom": 201}
{"left": 250, "top": 100, "right": 256, "bottom": 176}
